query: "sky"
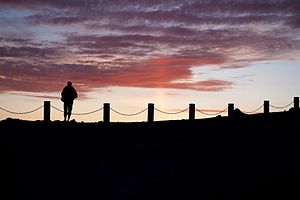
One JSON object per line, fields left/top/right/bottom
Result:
{"left": 0, "top": 0, "right": 300, "bottom": 122}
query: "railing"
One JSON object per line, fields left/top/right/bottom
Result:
{"left": 0, "top": 97, "right": 299, "bottom": 122}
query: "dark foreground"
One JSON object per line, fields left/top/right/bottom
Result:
{"left": 1, "top": 110, "right": 300, "bottom": 200}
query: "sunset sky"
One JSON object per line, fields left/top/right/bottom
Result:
{"left": 0, "top": 0, "right": 299, "bottom": 122}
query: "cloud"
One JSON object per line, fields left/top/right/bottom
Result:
{"left": 20, "top": 94, "right": 60, "bottom": 100}
{"left": 285, "top": 16, "right": 300, "bottom": 29}
{"left": 107, "top": 56, "right": 229, "bottom": 90}
{"left": 0, "top": 46, "right": 59, "bottom": 58}
{"left": 0, "top": 0, "right": 43, "bottom": 8}
{"left": 0, "top": 0, "right": 300, "bottom": 96}
{"left": 0, "top": 55, "right": 231, "bottom": 95}
{"left": 26, "top": 14, "right": 87, "bottom": 25}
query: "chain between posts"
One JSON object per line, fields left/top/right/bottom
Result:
{"left": 241, "top": 104, "right": 264, "bottom": 114}
{"left": 110, "top": 107, "right": 148, "bottom": 116}
{"left": 51, "top": 105, "right": 103, "bottom": 115}
{"left": 0, "top": 98, "right": 298, "bottom": 120}
{"left": 0, "top": 105, "right": 44, "bottom": 115}
{"left": 270, "top": 101, "right": 293, "bottom": 109}
{"left": 196, "top": 107, "right": 228, "bottom": 116}
{"left": 154, "top": 107, "right": 189, "bottom": 115}
{"left": 51, "top": 105, "right": 64, "bottom": 112}
{"left": 73, "top": 107, "right": 103, "bottom": 115}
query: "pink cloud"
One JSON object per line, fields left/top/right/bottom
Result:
{"left": 0, "top": 55, "right": 231, "bottom": 95}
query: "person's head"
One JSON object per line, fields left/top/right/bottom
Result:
{"left": 67, "top": 81, "right": 72, "bottom": 86}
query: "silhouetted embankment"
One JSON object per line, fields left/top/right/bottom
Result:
{"left": 1, "top": 110, "right": 300, "bottom": 200}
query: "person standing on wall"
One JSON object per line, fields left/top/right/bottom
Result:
{"left": 61, "top": 81, "right": 78, "bottom": 121}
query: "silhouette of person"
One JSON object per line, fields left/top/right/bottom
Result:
{"left": 61, "top": 81, "right": 78, "bottom": 121}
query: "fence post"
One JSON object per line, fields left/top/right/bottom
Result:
{"left": 44, "top": 101, "right": 51, "bottom": 122}
{"left": 148, "top": 103, "right": 154, "bottom": 122}
{"left": 294, "top": 97, "right": 299, "bottom": 110}
{"left": 228, "top": 103, "right": 234, "bottom": 117}
{"left": 189, "top": 103, "right": 195, "bottom": 120}
{"left": 103, "top": 103, "right": 110, "bottom": 123}
{"left": 264, "top": 100, "right": 269, "bottom": 114}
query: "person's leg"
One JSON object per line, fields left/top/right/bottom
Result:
{"left": 63, "top": 103, "right": 68, "bottom": 121}
{"left": 67, "top": 102, "right": 73, "bottom": 121}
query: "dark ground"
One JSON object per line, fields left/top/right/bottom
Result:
{"left": 1, "top": 110, "right": 300, "bottom": 200}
